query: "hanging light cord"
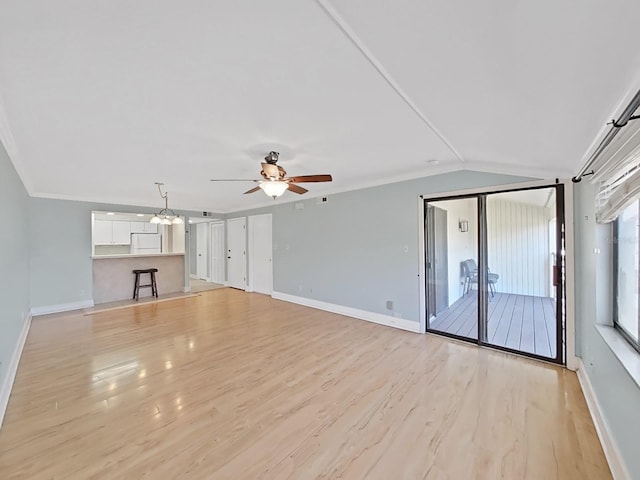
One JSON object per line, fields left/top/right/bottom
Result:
{"left": 155, "top": 182, "right": 177, "bottom": 217}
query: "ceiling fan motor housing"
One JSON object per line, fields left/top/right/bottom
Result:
{"left": 264, "top": 151, "right": 279, "bottom": 164}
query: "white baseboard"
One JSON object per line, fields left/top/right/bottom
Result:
{"left": 30, "top": 299, "right": 94, "bottom": 316}
{"left": 0, "top": 312, "right": 32, "bottom": 428}
{"left": 189, "top": 274, "right": 198, "bottom": 279}
{"left": 576, "top": 358, "right": 630, "bottom": 480}
{"left": 271, "top": 291, "right": 421, "bottom": 333}
{"left": 183, "top": 286, "right": 192, "bottom": 293}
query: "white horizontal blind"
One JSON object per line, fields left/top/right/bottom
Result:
{"left": 593, "top": 116, "right": 640, "bottom": 223}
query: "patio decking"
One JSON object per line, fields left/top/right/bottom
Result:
{"left": 429, "top": 292, "right": 557, "bottom": 358}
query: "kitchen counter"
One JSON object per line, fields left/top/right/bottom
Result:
{"left": 93, "top": 254, "right": 185, "bottom": 304}
{"left": 92, "top": 253, "right": 184, "bottom": 259}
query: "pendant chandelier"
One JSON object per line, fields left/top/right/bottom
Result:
{"left": 149, "top": 182, "right": 184, "bottom": 225}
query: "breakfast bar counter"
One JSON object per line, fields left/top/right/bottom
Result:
{"left": 93, "top": 254, "right": 185, "bottom": 304}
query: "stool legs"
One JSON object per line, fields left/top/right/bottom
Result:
{"left": 151, "top": 271, "right": 158, "bottom": 298}
{"left": 133, "top": 272, "right": 140, "bottom": 300}
{"left": 132, "top": 271, "right": 158, "bottom": 301}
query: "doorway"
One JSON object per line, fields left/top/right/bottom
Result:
{"left": 188, "top": 217, "right": 225, "bottom": 293}
{"left": 424, "top": 185, "right": 565, "bottom": 364}
{"left": 425, "top": 205, "right": 450, "bottom": 319}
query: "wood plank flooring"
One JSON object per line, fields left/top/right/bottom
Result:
{"left": 0, "top": 289, "right": 609, "bottom": 479}
{"left": 429, "top": 292, "right": 557, "bottom": 358}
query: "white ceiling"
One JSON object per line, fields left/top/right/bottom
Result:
{"left": 0, "top": 1, "right": 639, "bottom": 213}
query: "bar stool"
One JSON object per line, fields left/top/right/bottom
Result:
{"left": 132, "top": 268, "right": 158, "bottom": 300}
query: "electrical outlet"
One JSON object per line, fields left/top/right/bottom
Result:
{"left": 316, "top": 196, "right": 328, "bottom": 204}
{"left": 386, "top": 300, "right": 393, "bottom": 310}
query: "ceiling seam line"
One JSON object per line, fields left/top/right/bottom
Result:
{"left": 0, "top": 89, "right": 34, "bottom": 193}
{"left": 315, "top": 0, "right": 465, "bottom": 163}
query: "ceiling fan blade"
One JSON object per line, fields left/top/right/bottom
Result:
{"left": 287, "top": 174, "right": 332, "bottom": 183}
{"left": 261, "top": 162, "right": 280, "bottom": 179}
{"left": 287, "top": 183, "right": 308, "bottom": 194}
{"left": 210, "top": 179, "right": 259, "bottom": 182}
{"left": 243, "top": 186, "right": 262, "bottom": 194}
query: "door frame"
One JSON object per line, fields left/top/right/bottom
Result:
{"left": 418, "top": 179, "right": 575, "bottom": 367}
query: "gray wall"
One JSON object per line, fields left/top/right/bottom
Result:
{"left": 29, "top": 198, "right": 219, "bottom": 308}
{"left": 230, "top": 170, "right": 532, "bottom": 322}
{"left": 574, "top": 181, "right": 640, "bottom": 479}
{"left": 0, "top": 143, "right": 30, "bottom": 387}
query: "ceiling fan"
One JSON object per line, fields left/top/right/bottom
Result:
{"left": 210, "top": 151, "right": 333, "bottom": 198}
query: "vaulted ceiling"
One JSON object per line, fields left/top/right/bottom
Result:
{"left": 1, "top": 1, "right": 639, "bottom": 212}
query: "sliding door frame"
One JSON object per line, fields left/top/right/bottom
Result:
{"left": 419, "top": 180, "right": 568, "bottom": 365}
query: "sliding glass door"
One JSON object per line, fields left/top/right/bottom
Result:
{"left": 425, "top": 185, "right": 564, "bottom": 364}
{"left": 425, "top": 197, "right": 478, "bottom": 341}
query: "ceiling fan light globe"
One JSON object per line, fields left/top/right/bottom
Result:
{"left": 172, "top": 216, "right": 184, "bottom": 225}
{"left": 160, "top": 217, "right": 172, "bottom": 225}
{"left": 260, "top": 180, "right": 288, "bottom": 198}
{"left": 150, "top": 215, "right": 162, "bottom": 224}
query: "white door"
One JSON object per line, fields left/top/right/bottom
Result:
{"left": 227, "top": 218, "right": 246, "bottom": 290}
{"left": 211, "top": 222, "right": 225, "bottom": 284}
{"left": 248, "top": 214, "right": 273, "bottom": 294}
{"left": 196, "top": 223, "right": 209, "bottom": 280}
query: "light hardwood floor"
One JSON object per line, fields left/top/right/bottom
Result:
{"left": 0, "top": 289, "right": 610, "bottom": 479}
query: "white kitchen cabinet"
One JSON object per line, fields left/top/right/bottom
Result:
{"left": 112, "top": 221, "right": 132, "bottom": 244}
{"left": 130, "top": 222, "right": 158, "bottom": 234}
{"left": 129, "top": 222, "right": 146, "bottom": 234}
{"left": 93, "top": 221, "right": 113, "bottom": 245}
{"left": 93, "top": 220, "right": 131, "bottom": 245}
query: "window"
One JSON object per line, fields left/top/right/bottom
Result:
{"left": 614, "top": 199, "right": 640, "bottom": 351}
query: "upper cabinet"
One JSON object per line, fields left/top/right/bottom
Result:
{"left": 94, "top": 220, "right": 132, "bottom": 245}
{"left": 129, "top": 222, "right": 158, "bottom": 234}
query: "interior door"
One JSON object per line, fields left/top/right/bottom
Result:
{"left": 248, "top": 214, "right": 273, "bottom": 295}
{"left": 196, "top": 223, "right": 209, "bottom": 280}
{"left": 227, "top": 217, "right": 246, "bottom": 290}
{"left": 211, "top": 222, "right": 225, "bottom": 284}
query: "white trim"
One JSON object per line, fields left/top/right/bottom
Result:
{"left": 417, "top": 196, "right": 427, "bottom": 333}
{"left": 30, "top": 300, "right": 94, "bottom": 316}
{"left": 189, "top": 274, "right": 198, "bottom": 279}
{"left": 563, "top": 180, "right": 579, "bottom": 370}
{"left": 183, "top": 286, "right": 192, "bottom": 293}
{"left": 0, "top": 313, "right": 32, "bottom": 428}
{"left": 576, "top": 358, "right": 630, "bottom": 480}
{"left": 272, "top": 291, "right": 421, "bottom": 333}
{"left": 26, "top": 162, "right": 572, "bottom": 216}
